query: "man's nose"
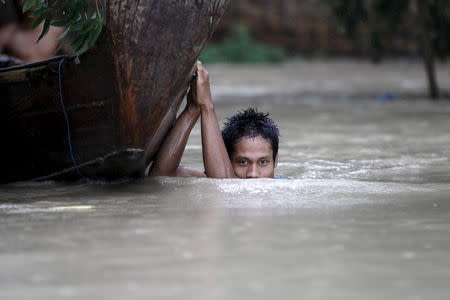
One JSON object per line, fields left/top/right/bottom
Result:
{"left": 246, "top": 164, "right": 259, "bottom": 178}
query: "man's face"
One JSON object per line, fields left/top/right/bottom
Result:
{"left": 230, "top": 136, "right": 277, "bottom": 179}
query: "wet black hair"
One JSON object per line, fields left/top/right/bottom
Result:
{"left": 222, "top": 108, "right": 279, "bottom": 160}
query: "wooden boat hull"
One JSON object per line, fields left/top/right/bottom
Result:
{"left": 0, "top": 0, "right": 229, "bottom": 183}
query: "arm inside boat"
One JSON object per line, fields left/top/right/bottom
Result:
{"left": 149, "top": 61, "right": 235, "bottom": 179}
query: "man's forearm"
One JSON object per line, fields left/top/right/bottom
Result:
{"left": 201, "top": 104, "right": 235, "bottom": 178}
{"left": 149, "top": 105, "right": 200, "bottom": 176}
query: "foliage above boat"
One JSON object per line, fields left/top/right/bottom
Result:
{"left": 0, "top": 0, "right": 104, "bottom": 55}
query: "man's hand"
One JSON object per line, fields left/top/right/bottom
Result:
{"left": 186, "top": 69, "right": 198, "bottom": 110}
{"left": 194, "top": 61, "right": 214, "bottom": 110}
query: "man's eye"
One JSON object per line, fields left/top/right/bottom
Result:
{"left": 259, "top": 159, "right": 268, "bottom": 165}
{"left": 238, "top": 160, "right": 248, "bottom": 165}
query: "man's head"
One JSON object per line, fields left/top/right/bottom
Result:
{"left": 222, "top": 108, "right": 279, "bottom": 179}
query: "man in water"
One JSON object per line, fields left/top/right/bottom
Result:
{"left": 149, "top": 61, "right": 279, "bottom": 179}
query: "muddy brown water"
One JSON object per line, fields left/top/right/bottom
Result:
{"left": 1, "top": 60, "right": 450, "bottom": 299}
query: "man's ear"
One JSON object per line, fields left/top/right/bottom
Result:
{"left": 274, "top": 154, "right": 278, "bottom": 168}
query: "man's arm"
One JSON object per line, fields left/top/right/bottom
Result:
{"left": 196, "top": 61, "right": 236, "bottom": 178}
{"left": 148, "top": 86, "right": 205, "bottom": 177}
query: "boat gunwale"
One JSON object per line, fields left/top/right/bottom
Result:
{"left": 0, "top": 55, "right": 74, "bottom": 74}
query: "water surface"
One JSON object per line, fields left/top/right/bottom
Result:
{"left": 1, "top": 61, "right": 450, "bottom": 299}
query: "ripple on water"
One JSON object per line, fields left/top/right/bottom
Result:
{"left": 152, "top": 177, "right": 438, "bottom": 209}
{"left": 217, "top": 178, "right": 429, "bottom": 197}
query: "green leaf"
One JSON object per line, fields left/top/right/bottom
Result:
{"left": 81, "top": 0, "right": 89, "bottom": 13}
{"left": 51, "top": 19, "right": 70, "bottom": 27}
{"left": 87, "top": 21, "right": 103, "bottom": 47}
{"left": 23, "top": 0, "right": 38, "bottom": 13}
{"left": 30, "top": 7, "right": 49, "bottom": 18}
{"left": 71, "top": 30, "right": 89, "bottom": 52}
{"left": 18, "top": 0, "right": 105, "bottom": 55}
{"left": 37, "top": 14, "right": 52, "bottom": 42}
{"left": 32, "top": 14, "right": 46, "bottom": 29}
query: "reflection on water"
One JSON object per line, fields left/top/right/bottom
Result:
{"left": 1, "top": 62, "right": 450, "bottom": 299}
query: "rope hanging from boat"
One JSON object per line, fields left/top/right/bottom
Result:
{"left": 56, "top": 59, "right": 129, "bottom": 184}
{"left": 57, "top": 58, "right": 84, "bottom": 179}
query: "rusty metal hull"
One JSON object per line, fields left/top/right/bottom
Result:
{"left": 0, "top": 0, "right": 229, "bottom": 183}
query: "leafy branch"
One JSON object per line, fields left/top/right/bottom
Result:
{"left": 0, "top": 0, "right": 105, "bottom": 55}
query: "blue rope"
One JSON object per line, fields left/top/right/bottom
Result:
{"left": 57, "top": 58, "right": 84, "bottom": 179}
{"left": 57, "top": 58, "right": 132, "bottom": 185}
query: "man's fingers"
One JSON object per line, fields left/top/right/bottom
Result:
{"left": 195, "top": 60, "right": 210, "bottom": 84}
{"left": 197, "top": 60, "right": 205, "bottom": 72}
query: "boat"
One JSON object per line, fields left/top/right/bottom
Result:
{"left": 0, "top": 0, "right": 230, "bottom": 183}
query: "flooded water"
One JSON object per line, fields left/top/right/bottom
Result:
{"left": 1, "top": 60, "right": 450, "bottom": 299}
